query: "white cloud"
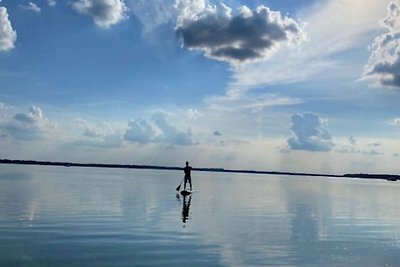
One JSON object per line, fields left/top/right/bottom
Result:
{"left": 20, "top": 2, "right": 41, "bottom": 13}
{"left": 151, "top": 111, "right": 194, "bottom": 145}
{"left": 128, "top": 0, "right": 175, "bottom": 34}
{"left": 287, "top": 113, "right": 334, "bottom": 152}
{"left": 0, "top": 7, "right": 17, "bottom": 51}
{"left": 363, "top": 1, "right": 400, "bottom": 88}
{"left": 73, "top": 0, "right": 128, "bottom": 28}
{"left": 388, "top": 117, "right": 400, "bottom": 125}
{"left": 64, "top": 118, "right": 122, "bottom": 148}
{"left": 124, "top": 111, "right": 194, "bottom": 146}
{"left": 175, "top": 0, "right": 306, "bottom": 65}
{"left": 74, "top": 118, "right": 112, "bottom": 138}
{"left": 124, "top": 118, "right": 155, "bottom": 144}
{"left": 47, "top": 0, "right": 56, "bottom": 7}
{"left": 186, "top": 108, "right": 202, "bottom": 120}
{"left": 0, "top": 106, "right": 53, "bottom": 140}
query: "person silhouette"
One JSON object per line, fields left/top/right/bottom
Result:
{"left": 183, "top": 161, "right": 193, "bottom": 191}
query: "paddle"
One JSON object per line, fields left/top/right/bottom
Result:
{"left": 176, "top": 177, "right": 185, "bottom": 191}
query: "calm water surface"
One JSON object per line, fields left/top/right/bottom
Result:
{"left": 1, "top": 165, "right": 400, "bottom": 266}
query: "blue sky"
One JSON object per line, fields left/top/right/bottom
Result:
{"left": 1, "top": 0, "right": 400, "bottom": 174}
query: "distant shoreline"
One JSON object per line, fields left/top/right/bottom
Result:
{"left": 0, "top": 159, "right": 398, "bottom": 182}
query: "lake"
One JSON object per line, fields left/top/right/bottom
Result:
{"left": 0, "top": 164, "right": 400, "bottom": 266}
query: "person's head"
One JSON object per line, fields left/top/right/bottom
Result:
{"left": 186, "top": 161, "right": 189, "bottom": 166}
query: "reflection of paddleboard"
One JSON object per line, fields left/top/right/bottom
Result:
{"left": 180, "top": 190, "right": 192, "bottom": 196}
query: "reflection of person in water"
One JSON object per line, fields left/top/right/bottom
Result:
{"left": 182, "top": 195, "right": 192, "bottom": 223}
{"left": 183, "top": 161, "right": 193, "bottom": 191}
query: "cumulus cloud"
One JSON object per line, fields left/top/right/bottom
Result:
{"left": 124, "top": 118, "right": 155, "bottom": 144}
{"left": 0, "top": 106, "right": 53, "bottom": 140}
{"left": 74, "top": 118, "right": 113, "bottom": 138}
{"left": 20, "top": 2, "right": 41, "bottom": 13}
{"left": 151, "top": 111, "right": 194, "bottom": 145}
{"left": 287, "top": 113, "right": 334, "bottom": 152}
{"left": 175, "top": 0, "right": 306, "bottom": 65}
{"left": 0, "top": 7, "right": 17, "bottom": 51}
{"left": 124, "top": 111, "right": 194, "bottom": 146}
{"left": 47, "top": 0, "right": 56, "bottom": 7}
{"left": 73, "top": 0, "right": 128, "bottom": 28}
{"left": 65, "top": 119, "right": 122, "bottom": 148}
{"left": 363, "top": 1, "right": 400, "bottom": 88}
{"left": 186, "top": 108, "right": 202, "bottom": 120}
{"left": 188, "top": 5, "right": 305, "bottom": 113}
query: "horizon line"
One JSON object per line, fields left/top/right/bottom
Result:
{"left": 0, "top": 158, "right": 399, "bottom": 182}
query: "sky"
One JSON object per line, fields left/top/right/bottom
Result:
{"left": 0, "top": 0, "right": 400, "bottom": 174}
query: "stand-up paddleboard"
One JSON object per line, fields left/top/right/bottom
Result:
{"left": 180, "top": 190, "right": 192, "bottom": 196}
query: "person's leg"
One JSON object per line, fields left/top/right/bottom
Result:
{"left": 189, "top": 179, "right": 192, "bottom": 190}
{"left": 184, "top": 179, "right": 187, "bottom": 190}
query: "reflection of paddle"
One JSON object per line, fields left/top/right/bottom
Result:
{"left": 176, "top": 177, "right": 184, "bottom": 191}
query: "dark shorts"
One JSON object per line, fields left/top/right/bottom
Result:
{"left": 184, "top": 175, "right": 191, "bottom": 182}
